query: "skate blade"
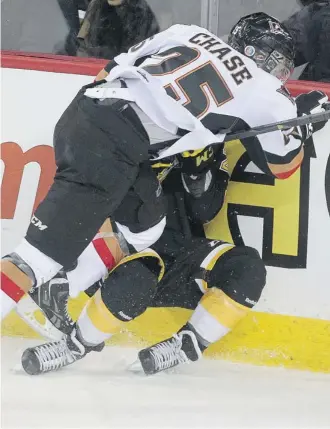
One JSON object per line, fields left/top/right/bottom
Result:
{"left": 16, "top": 296, "right": 63, "bottom": 341}
{"left": 127, "top": 359, "right": 144, "bottom": 373}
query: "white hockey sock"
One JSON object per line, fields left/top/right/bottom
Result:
{"left": 76, "top": 290, "right": 123, "bottom": 346}
{"left": 189, "top": 288, "right": 250, "bottom": 345}
{"left": 68, "top": 231, "right": 128, "bottom": 297}
{"left": 189, "top": 303, "right": 230, "bottom": 344}
{"left": 67, "top": 242, "right": 109, "bottom": 298}
{"left": 77, "top": 306, "right": 113, "bottom": 346}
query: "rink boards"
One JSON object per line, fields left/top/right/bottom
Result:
{"left": 1, "top": 53, "right": 330, "bottom": 373}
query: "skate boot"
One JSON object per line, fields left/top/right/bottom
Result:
{"left": 29, "top": 271, "right": 75, "bottom": 336}
{"left": 135, "top": 324, "right": 205, "bottom": 375}
{"left": 21, "top": 326, "right": 105, "bottom": 375}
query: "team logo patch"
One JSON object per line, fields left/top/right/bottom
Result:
{"left": 269, "top": 21, "right": 285, "bottom": 35}
{"left": 244, "top": 46, "right": 255, "bottom": 57}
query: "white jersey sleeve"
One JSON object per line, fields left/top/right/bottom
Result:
{"left": 239, "top": 85, "right": 303, "bottom": 178}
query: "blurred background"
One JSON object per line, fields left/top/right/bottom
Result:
{"left": 0, "top": 0, "right": 299, "bottom": 54}
{"left": 1, "top": 0, "right": 329, "bottom": 81}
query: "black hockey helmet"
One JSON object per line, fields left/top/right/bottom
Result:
{"left": 228, "top": 12, "right": 295, "bottom": 83}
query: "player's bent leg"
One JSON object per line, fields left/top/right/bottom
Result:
{"left": 75, "top": 248, "right": 164, "bottom": 346}
{"left": 1, "top": 242, "right": 62, "bottom": 319}
{"left": 0, "top": 172, "right": 117, "bottom": 320}
{"left": 17, "top": 219, "right": 130, "bottom": 337}
{"left": 1, "top": 83, "right": 164, "bottom": 316}
{"left": 21, "top": 249, "right": 164, "bottom": 375}
{"left": 187, "top": 245, "right": 266, "bottom": 348}
{"left": 65, "top": 219, "right": 129, "bottom": 298}
{"left": 137, "top": 244, "right": 266, "bottom": 375}
{"left": 16, "top": 215, "right": 166, "bottom": 339}
{"left": 1, "top": 85, "right": 164, "bottom": 320}
{"left": 0, "top": 177, "right": 116, "bottom": 320}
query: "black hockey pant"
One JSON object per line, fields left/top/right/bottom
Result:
{"left": 25, "top": 86, "right": 166, "bottom": 267}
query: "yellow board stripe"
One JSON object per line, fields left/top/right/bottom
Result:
{"left": 2, "top": 296, "right": 330, "bottom": 373}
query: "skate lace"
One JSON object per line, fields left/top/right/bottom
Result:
{"left": 150, "top": 334, "right": 189, "bottom": 371}
{"left": 63, "top": 298, "right": 74, "bottom": 326}
{"left": 34, "top": 339, "right": 75, "bottom": 372}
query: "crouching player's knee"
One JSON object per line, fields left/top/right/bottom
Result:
{"left": 211, "top": 245, "right": 266, "bottom": 309}
{"left": 78, "top": 249, "right": 165, "bottom": 344}
{"left": 100, "top": 249, "right": 165, "bottom": 321}
{"left": 189, "top": 245, "right": 266, "bottom": 347}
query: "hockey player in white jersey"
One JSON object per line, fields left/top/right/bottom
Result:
{"left": 1, "top": 14, "right": 328, "bottom": 342}
{"left": 13, "top": 13, "right": 328, "bottom": 376}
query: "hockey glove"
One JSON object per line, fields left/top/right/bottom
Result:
{"left": 295, "top": 90, "right": 329, "bottom": 135}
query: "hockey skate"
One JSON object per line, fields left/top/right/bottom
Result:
{"left": 28, "top": 271, "right": 75, "bottom": 336}
{"left": 21, "top": 326, "right": 105, "bottom": 375}
{"left": 131, "top": 324, "right": 204, "bottom": 375}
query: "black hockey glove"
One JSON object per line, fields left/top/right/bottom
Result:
{"left": 295, "top": 90, "right": 329, "bottom": 136}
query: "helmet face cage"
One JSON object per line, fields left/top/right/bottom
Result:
{"left": 228, "top": 12, "right": 295, "bottom": 83}
{"left": 244, "top": 45, "right": 294, "bottom": 83}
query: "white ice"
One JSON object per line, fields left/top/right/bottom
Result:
{"left": 1, "top": 337, "right": 330, "bottom": 428}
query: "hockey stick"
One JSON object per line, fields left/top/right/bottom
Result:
{"left": 221, "top": 103, "right": 330, "bottom": 142}
{"left": 151, "top": 104, "right": 330, "bottom": 173}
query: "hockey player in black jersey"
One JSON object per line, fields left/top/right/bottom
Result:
{"left": 2, "top": 12, "right": 328, "bottom": 352}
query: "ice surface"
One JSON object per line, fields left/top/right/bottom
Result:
{"left": 1, "top": 337, "right": 330, "bottom": 428}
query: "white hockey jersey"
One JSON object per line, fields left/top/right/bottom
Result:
{"left": 85, "top": 24, "right": 301, "bottom": 174}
